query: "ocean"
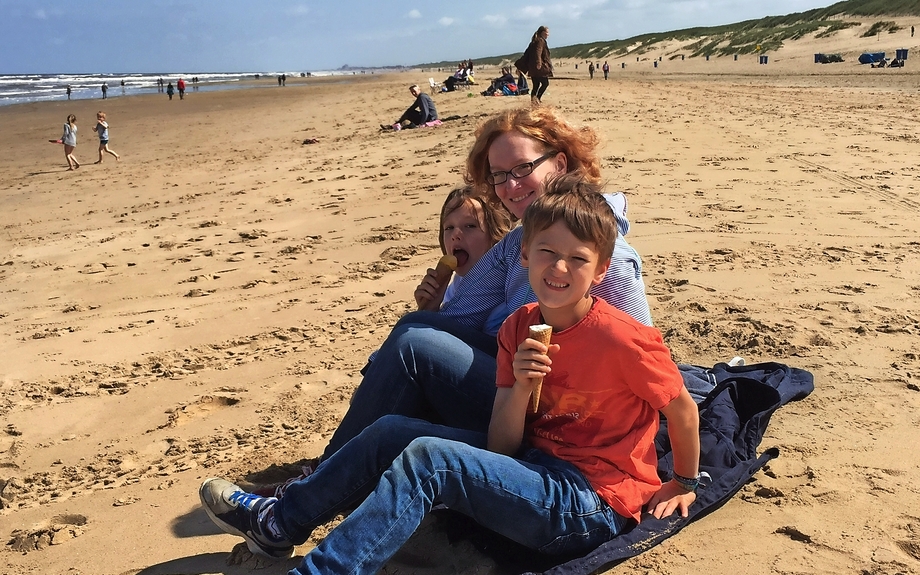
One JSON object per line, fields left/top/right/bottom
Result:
{"left": 0, "top": 70, "right": 370, "bottom": 107}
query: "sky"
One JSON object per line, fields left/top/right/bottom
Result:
{"left": 0, "top": 0, "right": 838, "bottom": 74}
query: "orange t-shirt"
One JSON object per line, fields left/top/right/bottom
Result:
{"left": 496, "top": 298, "right": 683, "bottom": 520}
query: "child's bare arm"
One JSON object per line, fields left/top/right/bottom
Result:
{"left": 487, "top": 338, "right": 558, "bottom": 455}
{"left": 646, "top": 387, "right": 700, "bottom": 519}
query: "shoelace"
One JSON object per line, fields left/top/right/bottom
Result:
{"left": 229, "top": 490, "right": 264, "bottom": 510}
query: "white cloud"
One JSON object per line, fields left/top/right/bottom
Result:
{"left": 33, "top": 9, "right": 47, "bottom": 19}
{"left": 288, "top": 5, "right": 310, "bottom": 16}
{"left": 407, "top": 9, "right": 422, "bottom": 18}
{"left": 520, "top": 5, "right": 545, "bottom": 18}
{"left": 483, "top": 14, "right": 508, "bottom": 26}
{"left": 439, "top": 17, "right": 455, "bottom": 26}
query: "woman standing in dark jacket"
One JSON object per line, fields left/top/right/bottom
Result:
{"left": 524, "top": 26, "right": 552, "bottom": 104}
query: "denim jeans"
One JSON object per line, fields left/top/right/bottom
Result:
{"left": 282, "top": 415, "right": 626, "bottom": 575}
{"left": 321, "top": 312, "right": 499, "bottom": 460}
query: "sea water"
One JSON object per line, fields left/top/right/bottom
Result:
{"left": 0, "top": 70, "right": 369, "bottom": 107}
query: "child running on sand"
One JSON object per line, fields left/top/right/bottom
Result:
{"left": 415, "top": 185, "right": 512, "bottom": 317}
{"left": 92, "top": 111, "right": 120, "bottom": 163}
{"left": 61, "top": 114, "right": 79, "bottom": 170}
{"left": 197, "top": 173, "right": 702, "bottom": 574}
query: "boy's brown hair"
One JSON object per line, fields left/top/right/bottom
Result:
{"left": 521, "top": 172, "right": 617, "bottom": 263}
{"left": 439, "top": 185, "right": 513, "bottom": 254}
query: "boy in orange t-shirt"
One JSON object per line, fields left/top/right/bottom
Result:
{"left": 491, "top": 173, "right": 701, "bottom": 523}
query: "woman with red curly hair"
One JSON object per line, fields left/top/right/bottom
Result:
{"left": 314, "top": 105, "right": 650, "bottom": 458}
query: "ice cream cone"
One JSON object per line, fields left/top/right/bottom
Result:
{"left": 528, "top": 324, "right": 552, "bottom": 413}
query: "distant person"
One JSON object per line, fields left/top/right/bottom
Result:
{"left": 515, "top": 25, "right": 553, "bottom": 104}
{"left": 120, "top": 79, "right": 126, "bottom": 94}
{"left": 384, "top": 84, "right": 438, "bottom": 130}
{"left": 101, "top": 82, "right": 107, "bottom": 99}
{"left": 912, "top": 25, "right": 915, "bottom": 37}
{"left": 166, "top": 82, "right": 174, "bottom": 100}
{"left": 157, "top": 77, "right": 164, "bottom": 93}
{"left": 177, "top": 78, "right": 186, "bottom": 99}
{"left": 92, "top": 111, "right": 120, "bottom": 164}
{"left": 444, "top": 63, "right": 470, "bottom": 91}
{"left": 603, "top": 61, "right": 609, "bottom": 80}
{"left": 61, "top": 114, "right": 80, "bottom": 170}
{"left": 282, "top": 73, "right": 286, "bottom": 86}
{"left": 66, "top": 85, "right": 72, "bottom": 100}
{"left": 589, "top": 62, "right": 595, "bottom": 79}
{"left": 278, "top": 75, "right": 283, "bottom": 86}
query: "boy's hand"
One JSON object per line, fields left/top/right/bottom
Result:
{"left": 414, "top": 268, "right": 447, "bottom": 311}
{"left": 645, "top": 480, "right": 697, "bottom": 519}
{"left": 512, "top": 338, "right": 559, "bottom": 390}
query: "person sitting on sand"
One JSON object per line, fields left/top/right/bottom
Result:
{"left": 415, "top": 186, "right": 512, "bottom": 314}
{"left": 251, "top": 106, "right": 651, "bottom": 497}
{"left": 198, "top": 174, "right": 701, "bottom": 575}
{"left": 384, "top": 84, "right": 438, "bottom": 130}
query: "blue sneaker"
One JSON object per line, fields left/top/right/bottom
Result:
{"left": 199, "top": 478, "right": 294, "bottom": 559}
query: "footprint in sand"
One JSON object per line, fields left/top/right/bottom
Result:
{"left": 7, "top": 513, "right": 88, "bottom": 552}
{"left": 157, "top": 395, "right": 241, "bottom": 429}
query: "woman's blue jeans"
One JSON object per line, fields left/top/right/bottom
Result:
{"left": 279, "top": 415, "right": 626, "bottom": 575}
{"left": 321, "top": 311, "right": 499, "bottom": 460}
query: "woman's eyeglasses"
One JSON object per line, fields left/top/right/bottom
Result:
{"left": 486, "top": 151, "right": 557, "bottom": 185}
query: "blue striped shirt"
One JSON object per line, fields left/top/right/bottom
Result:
{"left": 439, "top": 193, "right": 652, "bottom": 336}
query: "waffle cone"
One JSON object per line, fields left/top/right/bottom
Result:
{"left": 528, "top": 324, "right": 552, "bottom": 412}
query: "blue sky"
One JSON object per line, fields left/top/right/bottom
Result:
{"left": 1, "top": 0, "right": 835, "bottom": 73}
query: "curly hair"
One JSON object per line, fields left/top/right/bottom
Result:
{"left": 464, "top": 106, "right": 601, "bottom": 216}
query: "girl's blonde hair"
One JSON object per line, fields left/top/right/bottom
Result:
{"left": 438, "top": 185, "right": 512, "bottom": 255}
{"left": 464, "top": 107, "right": 602, "bottom": 218}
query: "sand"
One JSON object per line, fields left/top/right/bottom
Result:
{"left": 1, "top": 18, "right": 919, "bottom": 575}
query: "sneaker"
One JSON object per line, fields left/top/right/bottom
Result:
{"left": 728, "top": 356, "right": 745, "bottom": 367}
{"left": 199, "top": 478, "right": 294, "bottom": 559}
{"left": 251, "top": 462, "right": 317, "bottom": 498}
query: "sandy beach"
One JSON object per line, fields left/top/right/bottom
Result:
{"left": 1, "top": 18, "right": 920, "bottom": 575}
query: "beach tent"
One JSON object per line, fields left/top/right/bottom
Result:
{"left": 858, "top": 52, "right": 885, "bottom": 64}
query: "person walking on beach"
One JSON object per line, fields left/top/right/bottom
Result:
{"left": 61, "top": 114, "right": 80, "bottom": 170}
{"left": 603, "top": 61, "right": 609, "bottom": 80}
{"left": 166, "top": 82, "right": 174, "bottom": 100}
{"left": 101, "top": 82, "right": 108, "bottom": 99}
{"left": 92, "top": 111, "right": 120, "bottom": 164}
{"left": 177, "top": 78, "right": 186, "bottom": 99}
{"left": 515, "top": 25, "right": 553, "bottom": 104}
{"left": 66, "top": 85, "right": 72, "bottom": 100}
{"left": 120, "top": 79, "right": 126, "bottom": 95}
{"left": 588, "top": 62, "right": 595, "bottom": 79}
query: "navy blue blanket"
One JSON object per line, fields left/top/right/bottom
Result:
{"left": 429, "top": 361, "right": 814, "bottom": 574}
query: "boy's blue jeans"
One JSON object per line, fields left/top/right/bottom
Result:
{"left": 277, "top": 415, "right": 627, "bottom": 575}
{"left": 321, "top": 311, "right": 500, "bottom": 460}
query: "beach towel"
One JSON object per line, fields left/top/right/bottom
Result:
{"left": 388, "top": 361, "right": 814, "bottom": 574}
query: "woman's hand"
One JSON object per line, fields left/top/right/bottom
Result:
{"left": 645, "top": 480, "right": 697, "bottom": 519}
